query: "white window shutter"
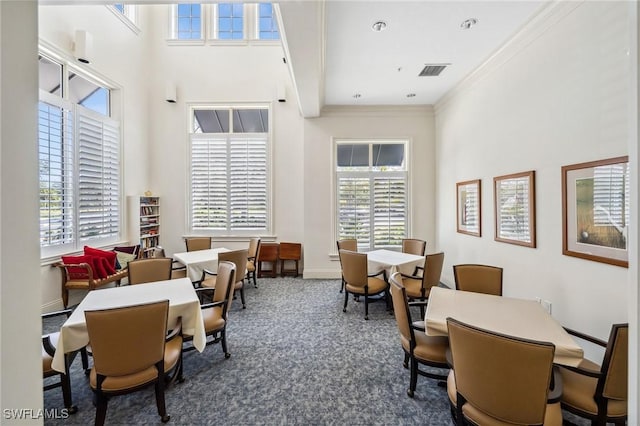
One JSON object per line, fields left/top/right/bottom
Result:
{"left": 191, "top": 136, "right": 228, "bottom": 230}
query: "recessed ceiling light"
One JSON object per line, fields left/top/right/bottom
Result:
{"left": 460, "top": 18, "right": 478, "bottom": 30}
{"left": 406, "top": 93, "right": 416, "bottom": 98}
{"left": 372, "top": 21, "right": 387, "bottom": 32}
{"left": 353, "top": 93, "right": 362, "bottom": 99}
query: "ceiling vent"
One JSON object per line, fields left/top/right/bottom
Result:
{"left": 418, "top": 64, "right": 449, "bottom": 77}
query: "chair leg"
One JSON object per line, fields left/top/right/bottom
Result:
{"left": 155, "top": 364, "right": 170, "bottom": 423}
{"left": 339, "top": 278, "right": 344, "bottom": 293}
{"left": 403, "top": 352, "right": 410, "bottom": 369}
{"left": 239, "top": 285, "right": 246, "bottom": 309}
{"left": 343, "top": 290, "right": 349, "bottom": 312}
{"left": 252, "top": 270, "right": 257, "bottom": 288}
{"left": 408, "top": 356, "right": 417, "bottom": 398}
{"left": 94, "top": 392, "right": 109, "bottom": 426}
{"left": 62, "top": 287, "right": 69, "bottom": 309}
{"left": 62, "top": 353, "right": 77, "bottom": 413}
{"left": 221, "top": 328, "right": 231, "bottom": 359}
{"left": 364, "top": 294, "right": 369, "bottom": 320}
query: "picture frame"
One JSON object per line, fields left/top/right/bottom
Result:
{"left": 562, "top": 156, "right": 629, "bottom": 268}
{"left": 456, "top": 179, "right": 481, "bottom": 237}
{"left": 494, "top": 171, "right": 536, "bottom": 247}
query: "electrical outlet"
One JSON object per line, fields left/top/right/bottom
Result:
{"left": 541, "top": 299, "right": 552, "bottom": 315}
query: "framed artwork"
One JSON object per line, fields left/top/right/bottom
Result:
{"left": 456, "top": 179, "right": 481, "bottom": 237}
{"left": 562, "top": 156, "right": 629, "bottom": 267}
{"left": 494, "top": 171, "right": 536, "bottom": 247}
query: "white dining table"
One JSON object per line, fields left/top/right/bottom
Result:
{"left": 366, "top": 249, "right": 425, "bottom": 278}
{"left": 51, "top": 277, "right": 206, "bottom": 373}
{"left": 424, "top": 286, "right": 584, "bottom": 367}
{"left": 173, "top": 247, "right": 231, "bottom": 282}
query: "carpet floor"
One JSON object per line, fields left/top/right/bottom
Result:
{"left": 43, "top": 276, "right": 590, "bottom": 425}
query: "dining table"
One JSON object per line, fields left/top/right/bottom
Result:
{"left": 173, "top": 247, "right": 231, "bottom": 282}
{"left": 51, "top": 277, "right": 207, "bottom": 373}
{"left": 424, "top": 286, "right": 584, "bottom": 367}
{"left": 366, "top": 249, "right": 425, "bottom": 278}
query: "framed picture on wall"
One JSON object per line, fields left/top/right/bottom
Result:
{"left": 562, "top": 156, "right": 629, "bottom": 268}
{"left": 494, "top": 171, "right": 536, "bottom": 247}
{"left": 456, "top": 179, "right": 481, "bottom": 237}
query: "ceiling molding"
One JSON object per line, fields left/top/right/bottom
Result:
{"left": 434, "top": 0, "right": 581, "bottom": 115}
{"left": 320, "top": 105, "right": 433, "bottom": 118}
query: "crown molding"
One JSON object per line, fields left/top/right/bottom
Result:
{"left": 320, "top": 104, "right": 434, "bottom": 118}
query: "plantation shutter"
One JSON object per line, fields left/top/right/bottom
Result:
{"left": 373, "top": 176, "right": 406, "bottom": 247}
{"left": 77, "top": 108, "right": 120, "bottom": 241}
{"left": 593, "top": 163, "right": 628, "bottom": 228}
{"left": 337, "top": 177, "right": 371, "bottom": 247}
{"left": 191, "top": 136, "right": 228, "bottom": 230}
{"left": 229, "top": 136, "right": 267, "bottom": 229}
{"left": 39, "top": 100, "right": 75, "bottom": 247}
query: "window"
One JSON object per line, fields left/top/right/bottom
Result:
{"left": 335, "top": 141, "right": 408, "bottom": 251}
{"left": 175, "top": 3, "right": 202, "bottom": 40}
{"left": 169, "top": 3, "right": 279, "bottom": 42}
{"left": 38, "top": 54, "right": 121, "bottom": 257}
{"left": 109, "top": 4, "right": 139, "bottom": 31}
{"left": 258, "top": 3, "right": 279, "bottom": 40}
{"left": 217, "top": 3, "right": 244, "bottom": 40}
{"left": 189, "top": 106, "right": 270, "bottom": 234}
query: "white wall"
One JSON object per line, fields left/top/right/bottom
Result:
{"left": 303, "top": 106, "right": 436, "bottom": 278}
{"left": 435, "top": 1, "right": 630, "bottom": 351}
{"left": 1, "top": 1, "right": 42, "bottom": 421}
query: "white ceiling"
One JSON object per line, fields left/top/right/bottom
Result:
{"left": 279, "top": 1, "right": 548, "bottom": 116}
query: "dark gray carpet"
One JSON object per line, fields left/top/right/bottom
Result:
{"left": 44, "top": 277, "right": 590, "bottom": 425}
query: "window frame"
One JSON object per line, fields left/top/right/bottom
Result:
{"left": 187, "top": 102, "right": 273, "bottom": 237}
{"left": 332, "top": 138, "right": 411, "bottom": 253}
{"left": 38, "top": 50, "right": 123, "bottom": 261}
{"left": 107, "top": 4, "right": 141, "bottom": 35}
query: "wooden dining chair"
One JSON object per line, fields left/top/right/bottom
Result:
{"left": 401, "top": 252, "right": 445, "bottom": 316}
{"left": 336, "top": 239, "right": 357, "bottom": 293}
{"left": 201, "top": 249, "right": 248, "bottom": 309}
{"left": 402, "top": 238, "right": 426, "bottom": 256}
{"left": 339, "top": 249, "right": 388, "bottom": 320}
{"left": 246, "top": 237, "right": 261, "bottom": 287}
{"left": 185, "top": 237, "right": 211, "bottom": 252}
{"left": 127, "top": 257, "right": 173, "bottom": 285}
{"left": 453, "top": 263, "right": 503, "bottom": 296}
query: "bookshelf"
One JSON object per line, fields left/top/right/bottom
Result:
{"left": 128, "top": 196, "right": 160, "bottom": 258}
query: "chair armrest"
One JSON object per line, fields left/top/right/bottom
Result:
{"left": 42, "top": 308, "right": 73, "bottom": 320}
{"left": 408, "top": 300, "right": 428, "bottom": 308}
{"left": 563, "top": 327, "right": 607, "bottom": 347}
{"left": 54, "top": 261, "right": 96, "bottom": 281}
{"left": 558, "top": 363, "right": 602, "bottom": 378}
{"left": 171, "top": 260, "right": 186, "bottom": 271}
{"left": 547, "top": 367, "right": 563, "bottom": 403}
{"left": 166, "top": 317, "right": 183, "bottom": 341}
{"left": 401, "top": 272, "right": 422, "bottom": 280}
{"left": 368, "top": 269, "right": 387, "bottom": 281}
{"left": 201, "top": 300, "right": 226, "bottom": 310}
{"left": 42, "top": 335, "right": 57, "bottom": 357}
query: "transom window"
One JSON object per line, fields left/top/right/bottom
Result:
{"left": 189, "top": 105, "right": 270, "bottom": 234}
{"left": 38, "top": 53, "right": 121, "bottom": 258}
{"left": 217, "top": 3, "right": 244, "bottom": 40}
{"left": 335, "top": 140, "right": 408, "bottom": 251}
{"left": 258, "top": 3, "right": 279, "bottom": 40}
{"left": 175, "top": 3, "right": 202, "bottom": 40}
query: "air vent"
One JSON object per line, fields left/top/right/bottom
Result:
{"left": 419, "top": 64, "right": 449, "bottom": 77}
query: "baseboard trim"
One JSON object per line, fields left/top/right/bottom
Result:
{"left": 302, "top": 269, "right": 342, "bottom": 279}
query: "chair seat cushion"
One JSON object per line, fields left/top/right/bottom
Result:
{"left": 42, "top": 332, "right": 60, "bottom": 375}
{"left": 403, "top": 277, "right": 424, "bottom": 298}
{"left": 202, "top": 306, "right": 225, "bottom": 332}
{"left": 201, "top": 276, "right": 217, "bottom": 288}
{"left": 345, "top": 277, "right": 387, "bottom": 295}
{"left": 247, "top": 260, "right": 255, "bottom": 272}
{"left": 90, "top": 365, "right": 158, "bottom": 392}
{"left": 462, "top": 400, "right": 563, "bottom": 426}
{"left": 559, "top": 361, "right": 627, "bottom": 417}
{"left": 164, "top": 336, "right": 183, "bottom": 372}
{"left": 408, "top": 332, "right": 448, "bottom": 364}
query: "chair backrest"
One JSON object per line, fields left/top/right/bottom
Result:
{"left": 151, "top": 246, "right": 167, "bottom": 258}
{"left": 447, "top": 317, "right": 555, "bottom": 425}
{"left": 339, "top": 249, "right": 368, "bottom": 288}
{"left": 127, "top": 258, "right": 173, "bottom": 285}
{"left": 453, "top": 264, "right": 503, "bottom": 296}
{"left": 337, "top": 239, "right": 357, "bottom": 252}
{"left": 389, "top": 273, "right": 414, "bottom": 345}
{"left": 600, "top": 323, "right": 628, "bottom": 401}
{"left": 422, "top": 252, "right": 445, "bottom": 291}
{"left": 219, "top": 249, "right": 248, "bottom": 284}
{"left": 248, "top": 237, "right": 261, "bottom": 259}
{"left": 85, "top": 300, "right": 169, "bottom": 377}
{"left": 213, "top": 261, "right": 237, "bottom": 314}
{"left": 402, "top": 238, "right": 426, "bottom": 256}
{"left": 185, "top": 237, "right": 211, "bottom": 252}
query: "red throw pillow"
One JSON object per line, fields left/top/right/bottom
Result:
{"left": 61, "top": 255, "right": 94, "bottom": 280}
{"left": 90, "top": 256, "right": 108, "bottom": 279}
{"left": 84, "top": 246, "right": 117, "bottom": 275}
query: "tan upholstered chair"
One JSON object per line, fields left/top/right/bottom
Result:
{"left": 246, "top": 237, "right": 261, "bottom": 287}
{"left": 453, "top": 263, "right": 503, "bottom": 296}
{"left": 185, "top": 261, "right": 236, "bottom": 358}
{"left": 402, "top": 238, "right": 426, "bottom": 256}
{"left": 151, "top": 246, "right": 187, "bottom": 279}
{"left": 339, "top": 249, "right": 388, "bottom": 320}
{"left": 558, "top": 324, "right": 628, "bottom": 425}
{"left": 85, "top": 300, "right": 183, "bottom": 426}
{"left": 401, "top": 252, "right": 444, "bottom": 316}
{"left": 201, "top": 249, "right": 248, "bottom": 309}
{"left": 389, "top": 273, "right": 448, "bottom": 398}
{"left": 127, "top": 258, "right": 173, "bottom": 285}
{"left": 185, "top": 237, "right": 211, "bottom": 252}
{"left": 42, "top": 309, "right": 88, "bottom": 414}
{"left": 336, "top": 239, "right": 357, "bottom": 293}
{"left": 446, "top": 317, "right": 562, "bottom": 426}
